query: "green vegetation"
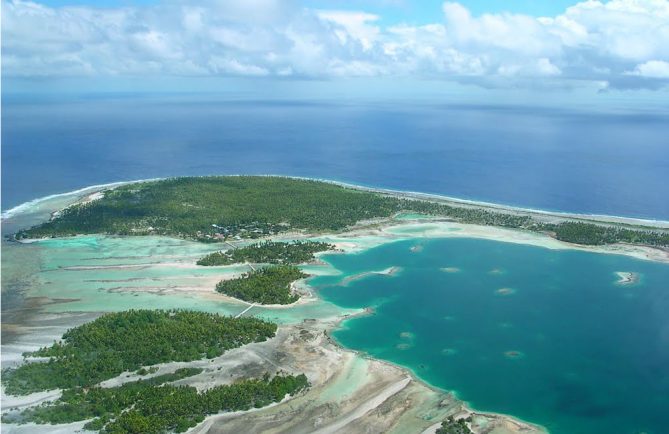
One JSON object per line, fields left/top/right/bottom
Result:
{"left": 1, "top": 310, "right": 312, "bottom": 433}
{"left": 216, "top": 265, "right": 306, "bottom": 305}
{"left": 16, "top": 177, "right": 409, "bottom": 241}
{"left": 5, "top": 372, "right": 309, "bottom": 434}
{"left": 539, "top": 221, "right": 669, "bottom": 246}
{"left": 197, "top": 240, "right": 335, "bottom": 266}
{"left": 136, "top": 366, "right": 159, "bottom": 376}
{"left": 1, "top": 310, "right": 277, "bottom": 395}
{"left": 436, "top": 416, "right": 473, "bottom": 434}
{"left": 14, "top": 176, "right": 668, "bottom": 248}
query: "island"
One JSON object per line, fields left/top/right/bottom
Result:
{"left": 215, "top": 265, "right": 307, "bottom": 305}
{"left": 197, "top": 240, "right": 335, "bottom": 266}
{"left": 4, "top": 176, "right": 669, "bottom": 434}
{"left": 1, "top": 310, "right": 308, "bottom": 433}
{"left": 14, "top": 176, "right": 669, "bottom": 248}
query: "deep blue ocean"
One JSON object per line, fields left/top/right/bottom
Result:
{"left": 2, "top": 93, "right": 669, "bottom": 434}
{"left": 3, "top": 93, "right": 669, "bottom": 219}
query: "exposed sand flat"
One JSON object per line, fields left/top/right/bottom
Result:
{"left": 615, "top": 271, "right": 640, "bottom": 285}
{"left": 2, "top": 309, "right": 544, "bottom": 434}
{"left": 340, "top": 266, "right": 401, "bottom": 286}
{"left": 185, "top": 318, "right": 545, "bottom": 434}
{"left": 422, "top": 411, "right": 544, "bottom": 434}
{"left": 315, "top": 220, "right": 669, "bottom": 265}
{"left": 1, "top": 312, "right": 99, "bottom": 369}
{"left": 0, "top": 389, "right": 63, "bottom": 413}
{"left": 6, "top": 178, "right": 665, "bottom": 434}
{"left": 310, "top": 377, "right": 412, "bottom": 434}
{"left": 1, "top": 421, "right": 89, "bottom": 434}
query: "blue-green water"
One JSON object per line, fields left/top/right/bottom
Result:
{"left": 314, "top": 238, "right": 669, "bottom": 434}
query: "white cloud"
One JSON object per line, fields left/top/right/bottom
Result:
{"left": 2, "top": 0, "right": 669, "bottom": 89}
{"left": 629, "top": 60, "right": 669, "bottom": 78}
{"left": 317, "top": 10, "right": 380, "bottom": 51}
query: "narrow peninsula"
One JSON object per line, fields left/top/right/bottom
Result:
{"left": 14, "top": 176, "right": 669, "bottom": 248}
{"left": 3, "top": 176, "right": 668, "bottom": 434}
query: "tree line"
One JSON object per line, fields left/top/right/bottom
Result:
{"left": 1, "top": 310, "right": 277, "bottom": 395}
{"left": 13, "top": 176, "right": 668, "bottom": 248}
{"left": 215, "top": 265, "right": 306, "bottom": 305}
{"left": 197, "top": 240, "right": 335, "bottom": 266}
{"left": 6, "top": 370, "right": 309, "bottom": 434}
{"left": 436, "top": 416, "right": 473, "bottom": 434}
{"left": 1, "top": 310, "right": 311, "bottom": 434}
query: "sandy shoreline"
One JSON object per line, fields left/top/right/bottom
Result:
{"left": 8, "top": 176, "right": 668, "bottom": 266}
{"left": 3, "top": 177, "right": 668, "bottom": 433}
{"left": 0, "top": 308, "right": 546, "bottom": 434}
{"left": 4, "top": 175, "right": 669, "bottom": 230}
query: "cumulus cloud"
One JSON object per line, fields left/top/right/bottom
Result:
{"left": 629, "top": 60, "right": 669, "bottom": 78}
{"left": 2, "top": 0, "right": 669, "bottom": 89}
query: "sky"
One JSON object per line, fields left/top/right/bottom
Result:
{"left": 31, "top": 0, "right": 585, "bottom": 20}
{"left": 2, "top": 0, "right": 669, "bottom": 95}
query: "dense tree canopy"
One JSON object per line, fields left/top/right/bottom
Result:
{"left": 5, "top": 371, "right": 309, "bottom": 434}
{"left": 1, "top": 310, "right": 277, "bottom": 395}
{"left": 1, "top": 310, "right": 311, "bottom": 434}
{"left": 539, "top": 221, "right": 669, "bottom": 246}
{"left": 436, "top": 416, "right": 473, "bottom": 434}
{"left": 216, "top": 265, "right": 306, "bottom": 305}
{"left": 197, "top": 240, "right": 335, "bottom": 266}
{"left": 17, "top": 177, "right": 408, "bottom": 241}
{"left": 14, "top": 176, "right": 668, "bottom": 247}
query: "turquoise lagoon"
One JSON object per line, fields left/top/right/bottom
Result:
{"left": 1, "top": 234, "right": 353, "bottom": 326}
{"left": 3, "top": 189, "right": 669, "bottom": 433}
{"left": 314, "top": 237, "right": 669, "bottom": 434}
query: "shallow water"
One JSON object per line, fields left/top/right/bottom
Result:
{"left": 1, "top": 233, "right": 356, "bottom": 334}
{"left": 315, "top": 238, "right": 669, "bottom": 434}
{"left": 3, "top": 188, "right": 669, "bottom": 432}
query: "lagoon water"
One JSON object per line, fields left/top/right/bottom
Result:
{"left": 3, "top": 94, "right": 669, "bottom": 219}
{"left": 1, "top": 234, "right": 353, "bottom": 327}
{"left": 3, "top": 93, "right": 669, "bottom": 433}
{"left": 315, "top": 238, "right": 669, "bottom": 434}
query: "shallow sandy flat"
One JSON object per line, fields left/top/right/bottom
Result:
{"left": 186, "top": 318, "right": 546, "bottom": 434}
{"left": 5, "top": 178, "right": 667, "bottom": 433}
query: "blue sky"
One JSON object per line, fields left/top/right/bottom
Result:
{"left": 304, "top": 0, "right": 581, "bottom": 22}
{"left": 3, "top": 0, "right": 669, "bottom": 93}
{"left": 31, "top": 0, "right": 582, "bottom": 18}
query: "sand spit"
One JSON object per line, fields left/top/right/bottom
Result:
{"left": 186, "top": 318, "right": 545, "bottom": 434}
{"left": 6, "top": 178, "right": 666, "bottom": 433}
{"left": 615, "top": 271, "right": 640, "bottom": 285}
{"left": 340, "top": 266, "right": 402, "bottom": 286}
{"left": 1, "top": 313, "right": 545, "bottom": 434}
{"left": 315, "top": 219, "right": 669, "bottom": 265}
{"left": 11, "top": 177, "right": 668, "bottom": 265}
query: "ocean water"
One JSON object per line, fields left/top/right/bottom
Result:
{"left": 315, "top": 238, "right": 669, "bottom": 434}
{"left": 3, "top": 94, "right": 669, "bottom": 219}
{"left": 3, "top": 93, "right": 669, "bottom": 432}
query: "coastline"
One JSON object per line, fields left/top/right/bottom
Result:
{"left": 4, "top": 175, "right": 669, "bottom": 229}
{"left": 323, "top": 308, "right": 548, "bottom": 434}
{"left": 3, "top": 177, "right": 668, "bottom": 433}
{"left": 6, "top": 176, "right": 668, "bottom": 266}
{"left": 1, "top": 181, "right": 131, "bottom": 220}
